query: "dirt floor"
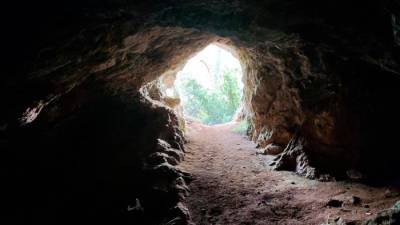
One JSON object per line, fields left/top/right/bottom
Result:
{"left": 178, "top": 121, "right": 400, "bottom": 225}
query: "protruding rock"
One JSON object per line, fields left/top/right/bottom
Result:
{"left": 264, "top": 144, "right": 284, "bottom": 155}
{"left": 164, "top": 202, "right": 193, "bottom": 225}
{"left": 362, "top": 201, "right": 400, "bottom": 225}
{"left": 273, "top": 135, "right": 318, "bottom": 179}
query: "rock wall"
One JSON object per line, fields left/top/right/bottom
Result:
{"left": 1, "top": 0, "right": 400, "bottom": 224}
{"left": 242, "top": 39, "right": 363, "bottom": 179}
{"left": 2, "top": 80, "right": 191, "bottom": 224}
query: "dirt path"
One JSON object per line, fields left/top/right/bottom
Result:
{"left": 178, "top": 121, "right": 400, "bottom": 225}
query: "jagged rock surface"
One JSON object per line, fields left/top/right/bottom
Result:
{"left": 362, "top": 201, "right": 400, "bottom": 225}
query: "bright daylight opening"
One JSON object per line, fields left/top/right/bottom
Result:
{"left": 166, "top": 44, "right": 244, "bottom": 125}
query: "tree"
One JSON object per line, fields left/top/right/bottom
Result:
{"left": 178, "top": 69, "right": 242, "bottom": 125}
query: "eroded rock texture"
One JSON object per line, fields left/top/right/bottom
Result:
{"left": 1, "top": 0, "right": 400, "bottom": 224}
{"left": 3, "top": 83, "right": 189, "bottom": 224}
{"left": 362, "top": 201, "right": 400, "bottom": 225}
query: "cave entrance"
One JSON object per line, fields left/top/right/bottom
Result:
{"left": 166, "top": 44, "right": 244, "bottom": 125}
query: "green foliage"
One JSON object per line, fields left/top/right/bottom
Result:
{"left": 232, "top": 120, "right": 249, "bottom": 134}
{"left": 179, "top": 69, "right": 242, "bottom": 125}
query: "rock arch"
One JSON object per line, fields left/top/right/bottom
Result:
{"left": 2, "top": 1, "right": 400, "bottom": 224}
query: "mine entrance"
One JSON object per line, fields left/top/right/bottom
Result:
{"left": 166, "top": 44, "right": 244, "bottom": 125}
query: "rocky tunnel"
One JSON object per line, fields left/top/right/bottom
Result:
{"left": 1, "top": 0, "right": 400, "bottom": 224}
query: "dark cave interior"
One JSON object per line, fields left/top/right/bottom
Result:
{"left": 1, "top": 1, "right": 400, "bottom": 224}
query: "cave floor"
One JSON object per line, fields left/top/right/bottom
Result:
{"left": 178, "top": 121, "right": 400, "bottom": 225}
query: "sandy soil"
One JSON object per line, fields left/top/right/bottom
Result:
{"left": 178, "top": 121, "right": 400, "bottom": 225}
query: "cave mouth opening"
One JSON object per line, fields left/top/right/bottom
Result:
{"left": 166, "top": 43, "right": 244, "bottom": 125}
